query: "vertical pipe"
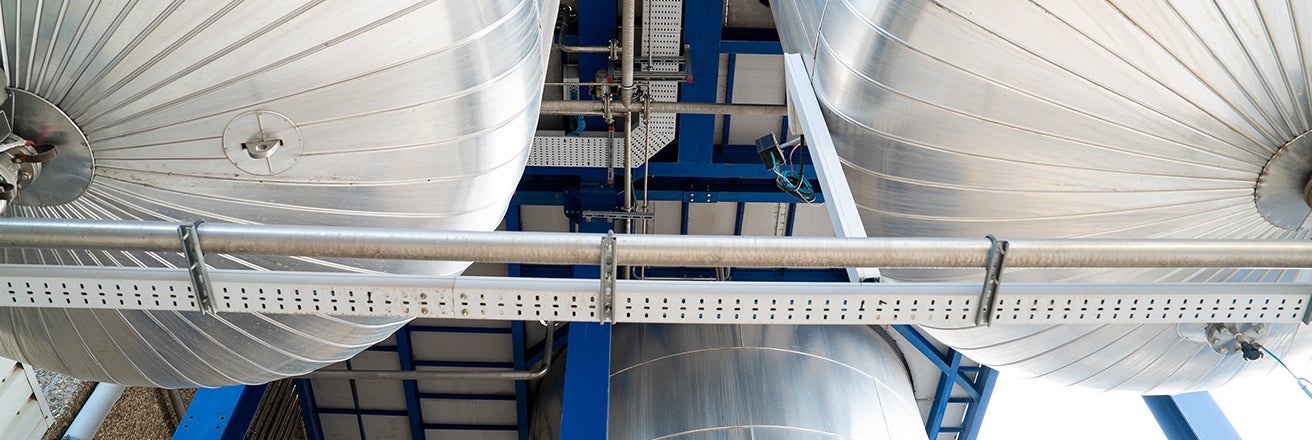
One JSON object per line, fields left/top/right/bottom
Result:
{"left": 166, "top": 389, "right": 187, "bottom": 422}
{"left": 624, "top": 114, "right": 634, "bottom": 221}
{"left": 620, "top": 0, "right": 636, "bottom": 106}
{"left": 62, "top": 383, "right": 127, "bottom": 440}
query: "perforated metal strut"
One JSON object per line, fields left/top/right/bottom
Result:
{"left": 179, "top": 220, "right": 216, "bottom": 314}
{"left": 600, "top": 231, "right": 618, "bottom": 322}
{"left": 976, "top": 235, "right": 1008, "bottom": 326}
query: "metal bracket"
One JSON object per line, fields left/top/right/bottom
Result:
{"left": 241, "top": 139, "right": 282, "bottom": 159}
{"left": 179, "top": 220, "right": 216, "bottom": 314}
{"left": 975, "top": 235, "right": 1009, "bottom": 326}
{"left": 580, "top": 210, "right": 655, "bottom": 222}
{"left": 599, "top": 231, "right": 618, "bottom": 323}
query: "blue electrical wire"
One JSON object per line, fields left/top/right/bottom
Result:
{"left": 1260, "top": 345, "right": 1312, "bottom": 399}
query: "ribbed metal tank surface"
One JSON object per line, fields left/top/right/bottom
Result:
{"left": 0, "top": 0, "right": 554, "bottom": 387}
{"left": 773, "top": 0, "right": 1312, "bottom": 393}
{"left": 532, "top": 324, "right": 926, "bottom": 440}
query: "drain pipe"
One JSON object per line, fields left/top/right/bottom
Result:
{"left": 61, "top": 383, "right": 127, "bottom": 440}
{"left": 620, "top": 0, "right": 636, "bottom": 106}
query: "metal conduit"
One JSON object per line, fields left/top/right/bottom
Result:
{"left": 539, "top": 99, "right": 788, "bottom": 116}
{"left": 2, "top": 219, "right": 1312, "bottom": 268}
{"left": 300, "top": 322, "right": 554, "bottom": 380}
{"left": 620, "top": 0, "right": 636, "bottom": 106}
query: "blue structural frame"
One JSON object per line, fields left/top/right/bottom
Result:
{"left": 1143, "top": 393, "right": 1242, "bottom": 440}
{"left": 174, "top": 384, "right": 268, "bottom": 440}
{"left": 892, "top": 325, "right": 999, "bottom": 439}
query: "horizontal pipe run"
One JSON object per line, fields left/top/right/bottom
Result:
{"left": 300, "top": 322, "right": 554, "bottom": 380}
{"left": 557, "top": 44, "right": 611, "bottom": 53}
{"left": 1, "top": 219, "right": 1312, "bottom": 268}
{"left": 539, "top": 99, "right": 788, "bottom": 116}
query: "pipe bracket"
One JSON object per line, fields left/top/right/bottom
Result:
{"left": 600, "top": 231, "right": 618, "bottom": 323}
{"left": 179, "top": 220, "right": 216, "bottom": 314}
{"left": 975, "top": 235, "right": 1009, "bottom": 326}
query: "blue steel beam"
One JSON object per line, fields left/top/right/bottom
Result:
{"left": 925, "top": 351, "right": 964, "bottom": 439}
{"left": 720, "top": 40, "right": 783, "bottom": 54}
{"left": 676, "top": 0, "right": 725, "bottom": 165}
{"left": 512, "top": 321, "right": 530, "bottom": 440}
{"left": 891, "top": 325, "right": 982, "bottom": 400}
{"left": 173, "top": 385, "right": 268, "bottom": 440}
{"left": 559, "top": 323, "right": 613, "bottom": 439}
{"left": 395, "top": 327, "right": 425, "bottom": 440}
{"left": 1143, "top": 392, "right": 1242, "bottom": 440}
{"left": 958, "top": 367, "right": 1000, "bottom": 439}
{"left": 294, "top": 379, "right": 325, "bottom": 440}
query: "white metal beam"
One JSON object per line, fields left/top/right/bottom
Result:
{"left": 783, "top": 53, "right": 880, "bottom": 281}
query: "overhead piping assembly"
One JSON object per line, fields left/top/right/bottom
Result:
{"left": 2, "top": 0, "right": 1312, "bottom": 437}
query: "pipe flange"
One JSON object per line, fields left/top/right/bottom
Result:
{"left": 3, "top": 88, "right": 95, "bottom": 206}
{"left": 1255, "top": 130, "right": 1312, "bottom": 230}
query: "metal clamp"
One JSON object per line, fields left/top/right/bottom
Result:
{"left": 975, "top": 235, "right": 1009, "bottom": 326}
{"left": 179, "top": 220, "right": 216, "bottom": 314}
{"left": 599, "top": 231, "right": 618, "bottom": 323}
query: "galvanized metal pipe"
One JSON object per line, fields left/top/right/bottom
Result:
{"left": 166, "top": 389, "right": 187, "bottom": 422}
{"left": 620, "top": 0, "right": 636, "bottom": 106}
{"left": 558, "top": 43, "right": 611, "bottom": 54}
{"left": 2, "top": 219, "right": 1312, "bottom": 268}
{"left": 539, "top": 99, "right": 788, "bottom": 116}
{"left": 624, "top": 113, "right": 635, "bottom": 232}
{"left": 301, "top": 322, "right": 554, "bottom": 380}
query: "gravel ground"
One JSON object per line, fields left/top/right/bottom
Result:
{"left": 33, "top": 368, "right": 83, "bottom": 419}
{"left": 93, "top": 387, "right": 175, "bottom": 440}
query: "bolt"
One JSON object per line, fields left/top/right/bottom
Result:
{"left": 1255, "top": 325, "right": 1264, "bottom": 334}
{"left": 1210, "top": 338, "right": 1221, "bottom": 345}
{"left": 459, "top": 293, "right": 467, "bottom": 300}
{"left": 1217, "top": 346, "right": 1230, "bottom": 354}
{"left": 419, "top": 292, "right": 428, "bottom": 300}
{"left": 420, "top": 307, "right": 430, "bottom": 315}
{"left": 19, "top": 171, "right": 31, "bottom": 181}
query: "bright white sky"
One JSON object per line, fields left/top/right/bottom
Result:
{"left": 977, "top": 361, "right": 1312, "bottom": 440}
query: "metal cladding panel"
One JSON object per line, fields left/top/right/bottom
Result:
{"left": 772, "top": 0, "right": 1312, "bottom": 393}
{"left": 604, "top": 325, "right": 924, "bottom": 440}
{"left": 0, "top": 0, "right": 556, "bottom": 387}
{"left": 532, "top": 325, "right": 925, "bottom": 440}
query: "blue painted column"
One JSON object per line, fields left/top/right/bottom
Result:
{"left": 676, "top": 0, "right": 725, "bottom": 165}
{"left": 294, "top": 379, "right": 325, "bottom": 440}
{"left": 174, "top": 385, "right": 268, "bottom": 440}
{"left": 559, "top": 322, "right": 613, "bottom": 439}
{"left": 395, "top": 327, "right": 425, "bottom": 440}
{"left": 1143, "top": 392, "right": 1241, "bottom": 440}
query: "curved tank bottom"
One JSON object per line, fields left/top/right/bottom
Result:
{"left": 0, "top": 0, "right": 556, "bottom": 387}
{"left": 532, "top": 324, "right": 926, "bottom": 440}
{"left": 772, "top": 0, "right": 1312, "bottom": 393}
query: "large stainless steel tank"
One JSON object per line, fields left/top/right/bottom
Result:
{"left": 773, "top": 0, "right": 1312, "bottom": 393}
{"left": 0, "top": 0, "right": 555, "bottom": 387}
{"left": 532, "top": 324, "right": 926, "bottom": 440}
